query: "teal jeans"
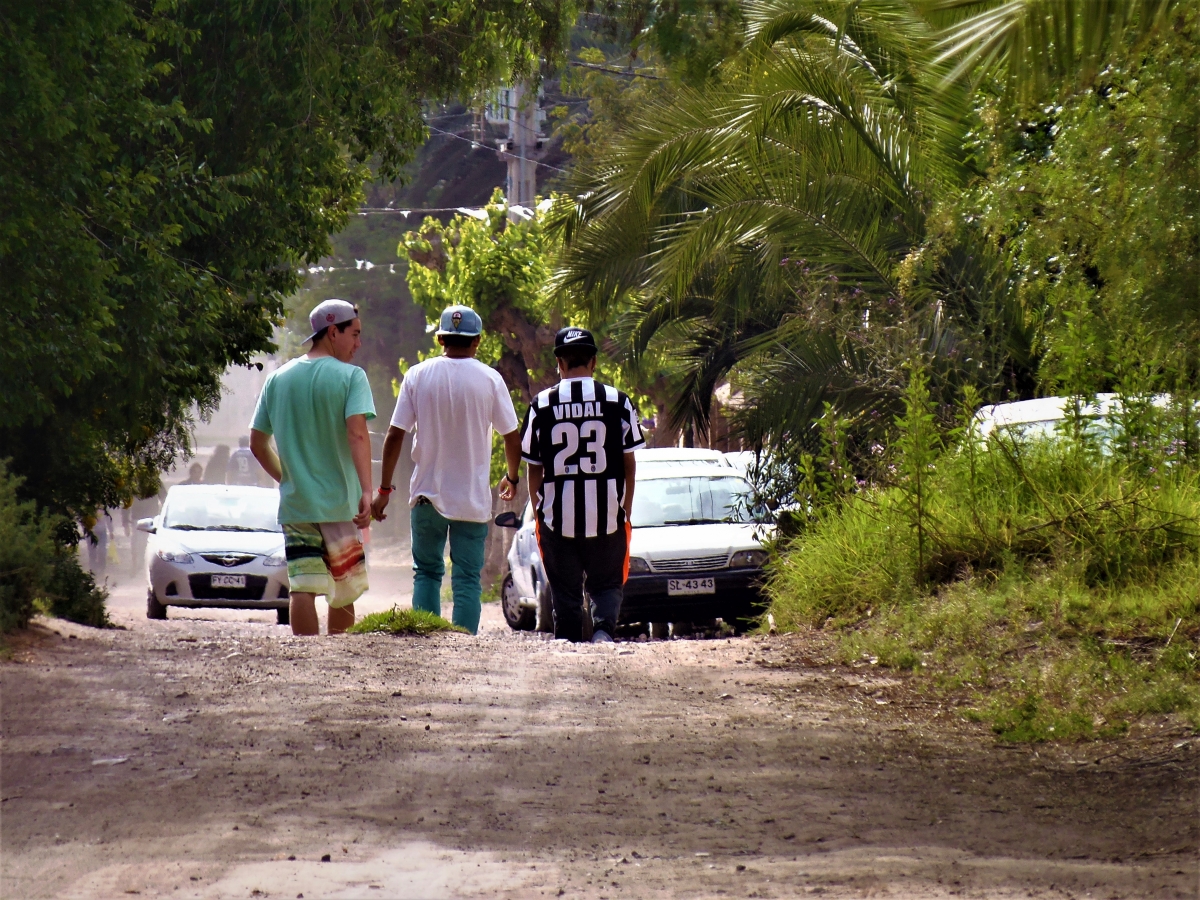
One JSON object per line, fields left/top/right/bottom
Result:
{"left": 410, "top": 501, "right": 489, "bottom": 634}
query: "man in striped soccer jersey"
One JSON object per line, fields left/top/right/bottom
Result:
{"left": 519, "top": 327, "right": 645, "bottom": 642}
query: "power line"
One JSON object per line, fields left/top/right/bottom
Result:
{"left": 424, "top": 125, "right": 570, "bottom": 174}
{"left": 567, "top": 61, "right": 663, "bottom": 80}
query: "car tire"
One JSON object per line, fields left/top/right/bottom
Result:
{"left": 146, "top": 591, "right": 167, "bottom": 620}
{"left": 277, "top": 606, "right": 290, "bottom": 626}
{"left": 501, "top": 573, "right": 535, "bottom": 631}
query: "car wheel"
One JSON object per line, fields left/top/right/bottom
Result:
{"left": 146, "top": 590, "right": 167, "bottom": 620}
{"left": 501, "top": 573, "right": 535, "bottom": 631}
{"left": 277, "top": 606, "right": 290, "bottom": 626}
{"left": 535, "top": 582, "right": 554, "bottom": 633}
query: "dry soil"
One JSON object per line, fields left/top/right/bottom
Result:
{"left": 2, "top": 563, "right": 1197, "bottom": 899}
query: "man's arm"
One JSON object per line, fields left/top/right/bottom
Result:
{"left": 345, "top": 414, "right": 373, "bottom": 529}
{"left": 497, "top": 429, "right": 522, "bottom": 501}
{"left": 527, "top": 463, "right": 543, "bottom": 510}
{"left": 250, "top": 429, "right": 282, "bottom": 483}
{"left": 623, "top": 452, "right": 636, "bottom": 518}
{"left": 372, "top": 425, "right": 406, "bottom": 520}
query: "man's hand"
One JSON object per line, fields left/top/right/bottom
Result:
{"left": 371, "top": 489, "right": 391, "bottom": 521}
{"left": 498, "top": 473, "right": 517, "bottom": 502}
{"left": 353, "top": 491, "right": 373, "bottom": 530}
{"left": 498, "top": 429, "right": 523, "bottom": 502}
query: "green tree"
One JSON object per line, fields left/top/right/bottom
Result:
{"left": 403, "top": 191, "right": 566, "bottom": 403}
{"left": 0, "top": 0, "right": 569, "bottom": 532}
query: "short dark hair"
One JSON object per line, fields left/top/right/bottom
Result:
{"left": 557, "top": 346, "right": 597, "bottom": 370}
{"left": 439, "top": 333, "right": 477, "bottom": 349}
{"left": 312, "top": 318, "right": 356, "bottom": 344}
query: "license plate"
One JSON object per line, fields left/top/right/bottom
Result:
{"left": 211, "top": 574, "right": 246, "bottom": 589}
{"left": 667, "top": 577, "right": 715, "bottom": 596}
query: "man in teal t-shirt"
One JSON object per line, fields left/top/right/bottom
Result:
{"left": 250, "top": 299, "right": 376, "bottom": 636}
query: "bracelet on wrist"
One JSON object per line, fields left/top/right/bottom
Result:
{"left": 378, "top": 485, "right": 394, "bottom": 495}
{"left": 504, "top": 473, "right": 520, "bottom": 486}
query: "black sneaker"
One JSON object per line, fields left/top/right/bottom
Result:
{"left": 590, "top": 629, "right": 614, "bottom": 644}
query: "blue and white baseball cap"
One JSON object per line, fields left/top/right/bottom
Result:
{"left": 435, "top": 304, "right": 483, "bottom": 337}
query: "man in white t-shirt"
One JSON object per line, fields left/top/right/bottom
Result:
{"left": 371, "top": 305, "right": 521, "bottom": 633}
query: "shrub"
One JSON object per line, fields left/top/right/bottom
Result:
{"left": 0, "top": 461, "right": 57, "bottom": 632}
{"left": 40, "top": 554, "right": 111, "bottom": 629}
{"left": 0, "top": 460, "right": 111, "bottom": 631}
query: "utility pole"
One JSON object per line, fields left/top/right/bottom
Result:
{"left": 485, "top": 82, "right": 545, "bottom": 207}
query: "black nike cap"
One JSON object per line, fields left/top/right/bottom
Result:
{"left": 553, "top": 326, "right": 599, "bottom": 356}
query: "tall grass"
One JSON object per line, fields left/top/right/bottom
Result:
{"left": 766, "top": 391, "right": 1200, "bottom": 740}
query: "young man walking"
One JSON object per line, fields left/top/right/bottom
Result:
{"left": 250, "top": 299, "right": 376, "bottom": 636}
{"left": 519, "top": 327, "right": 644, "bottom": 642}
{"left": 372, "top": 305, "right": 521, "bottom": 634}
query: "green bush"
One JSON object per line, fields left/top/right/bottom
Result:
{"left": 0, "top": 461, "right": 57, "bottom": 632}
{"left": 0, "top": 460, "right": 111, "bottom": 632}
{"left": 40, "top": 554, "right": 111, "bottom": 629}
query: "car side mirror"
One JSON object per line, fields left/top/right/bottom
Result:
{"left": 136, "top": 517, "right": 156, "bottom": 534}
{"left": 493, "top": 511, "right": 521, "bottom": 528}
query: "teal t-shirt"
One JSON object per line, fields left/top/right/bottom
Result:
{"left": 250, "top": 356, "right": 376, "bottom": 524}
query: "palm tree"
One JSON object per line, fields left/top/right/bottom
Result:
{"left": 552, "top": 0, "right": 974, "bottom": 437}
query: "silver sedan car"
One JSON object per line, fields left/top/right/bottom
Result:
{"left": 138, "top": 484, "right": 291, "bottom": 624}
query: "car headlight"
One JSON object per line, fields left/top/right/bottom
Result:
{"left": 262, "top": 554, "right": 287, "bottom": 567}
{"left": 729, "top": 550, "right": 768, "bottom": 569}
{"left": 627, "top": 557, "right": 651, "bottom": 574}
{"left": 156, "top": 549, "right": 194, "bottom": 564}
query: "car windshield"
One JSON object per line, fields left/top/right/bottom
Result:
{"left": 163, "top": 490, "right": 281, "bottom": 533}
{"left": 631, "top": 475, "right": 760, "bottom": 528}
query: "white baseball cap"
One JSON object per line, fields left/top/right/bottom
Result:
{"left": 306, "top": 299, "right": 359, "bottom": 342}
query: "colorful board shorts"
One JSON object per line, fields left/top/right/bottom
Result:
{"left": 282, "top": 522, "right": 368, "bottom": 608}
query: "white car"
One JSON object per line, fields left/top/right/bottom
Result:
{"left": 973, "top": 394, "right": 1121, "bottom": 442}
{"left": 497, "top": 464, "right": 772, "bottom": 635}
{"left": 635, "top": 447, "right": 733, "bottom": 470}
{"left": 139, "top": 485, "right": 291, "bottom": 624}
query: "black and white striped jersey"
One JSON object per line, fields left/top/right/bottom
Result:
{"left": 520, "top": 377, "right": 645, "bottom": 537}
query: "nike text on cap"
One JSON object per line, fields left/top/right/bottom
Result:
{"left": 306, "top": 299, "right": 359, "bottom": 343}
{"left": 553, "top": 326, "right": 599, "bottom": 356}
{"left": 435, "top": 304, "right": 483, "bottom": 337}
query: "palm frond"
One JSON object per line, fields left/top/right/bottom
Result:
{"left": 927, "top": 0, "right": 1174, "bottom": 101}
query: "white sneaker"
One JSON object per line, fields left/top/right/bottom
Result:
{"left": 590, "top": 630, "right": 613, "bottom": 644}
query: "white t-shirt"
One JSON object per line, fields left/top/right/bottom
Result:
{"left": 391, "top": 356, "right": 520, "bottom": 523}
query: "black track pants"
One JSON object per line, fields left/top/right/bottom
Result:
{"left": 536, "top": 523, "right": 630, "bottom": 642}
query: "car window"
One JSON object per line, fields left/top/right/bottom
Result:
{"left": 163, "top": 491, "right": 282, "bottom": 532}
{"left": 988, "top": 417, "right": 1113, "bottom": 445}
{"left": 631, "top": 475, "right": 762, "bottom": 528}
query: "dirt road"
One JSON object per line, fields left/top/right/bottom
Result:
{"left": 2, "top": 564, "right": 1197, "bottom": 899}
